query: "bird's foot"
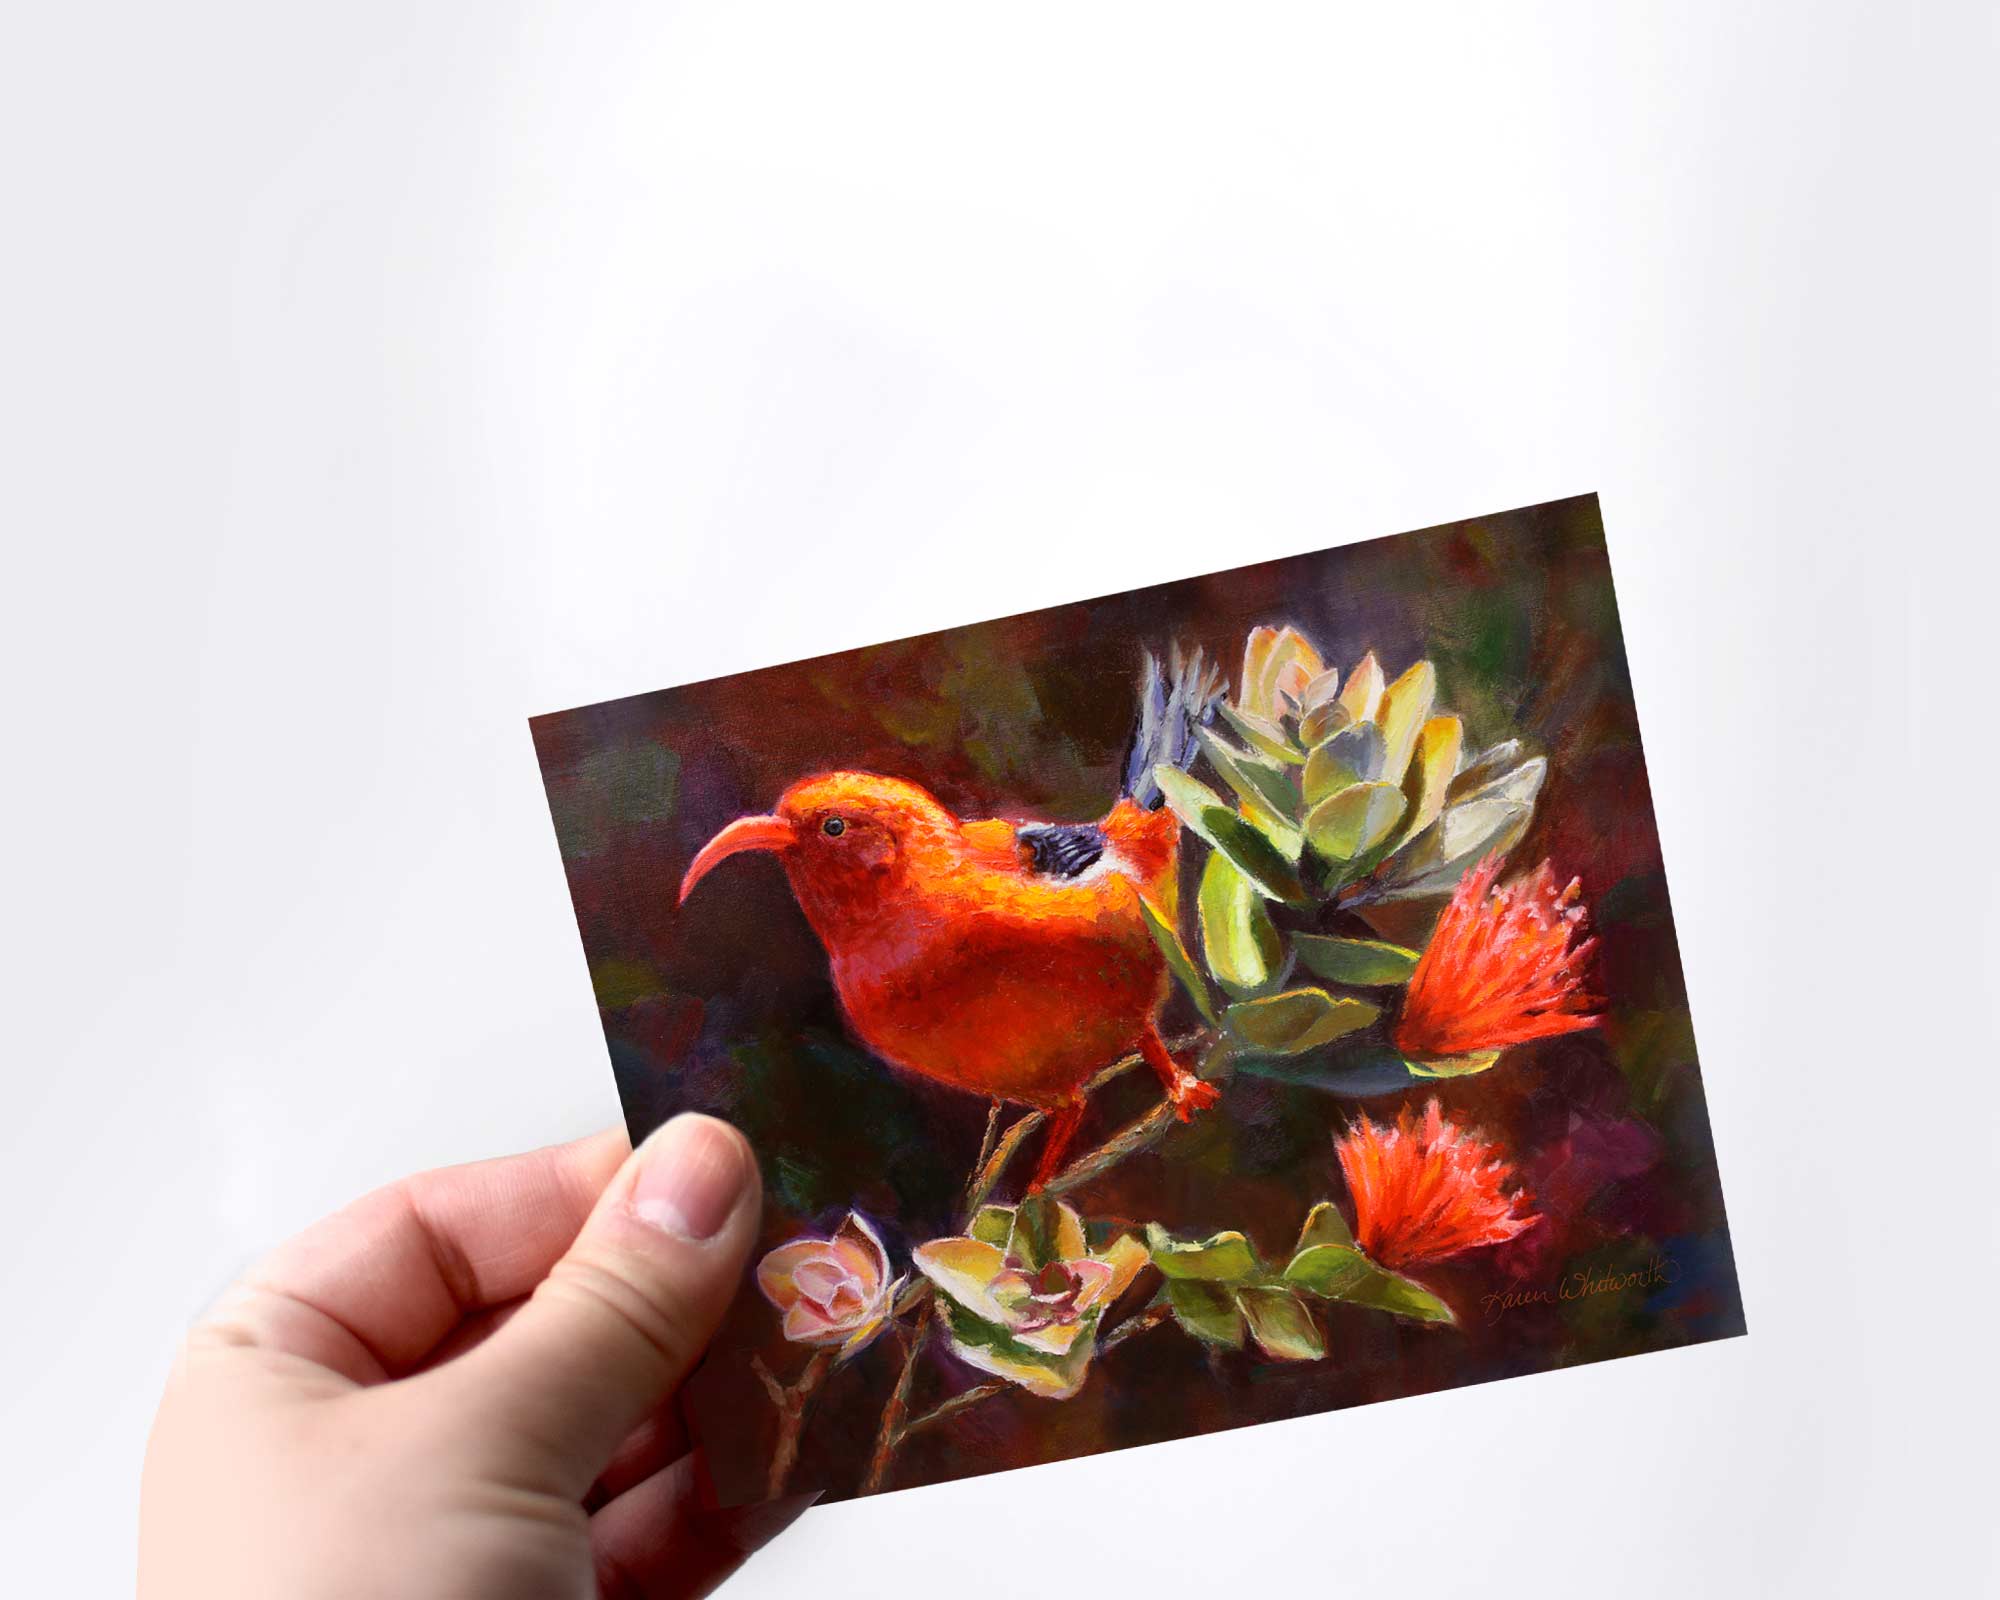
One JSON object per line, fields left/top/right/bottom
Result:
{"left": 1163, "top": 1070, "right": 1221, "bottom": 1123}
{"left": 1138, "top": 1023, "right": 1220, "bottom": 1123}
{"left": 1027, "top": 1100, "right": 1089, "bottom": 1190}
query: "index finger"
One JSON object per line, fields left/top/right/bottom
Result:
{"left": 197, "top": 1127, "right": 630, "bottom": 1382}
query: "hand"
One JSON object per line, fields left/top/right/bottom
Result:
{"left": 140, "top": 1115, "right": 807, "bottom": 1599}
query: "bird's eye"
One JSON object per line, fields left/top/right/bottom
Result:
{"left": 822, "top": 816, "right": 846, "bottom": 837}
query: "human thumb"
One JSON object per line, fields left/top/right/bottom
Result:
{"left": 425, "top": 1113, "right": 760, "bottom": 1497}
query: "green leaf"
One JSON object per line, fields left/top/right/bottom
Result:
{"left": 1202, "top": 811, "right": 1313, "bottom": 904}
{"left": 1299, "top": 697, "right": 1351, "bottom": 749}
{"left": 1238, "top": 1286, "right": 1326, "bottom": 1359}
{"left": 1231, "top": 1038, "right": 1422, "bottom": 1097}
{"left": 1298, "top": 667, "right": 1344, "bottom": 714}
{"left": 1336, "top": 651, "right": 1386, "bottom": 723}
{"left": 1152, "top": 763, "right": 1233, "bottom": 822}
{"left": 1217, "top": 704, "right": 1305, "bottom": 764}
{"left": 1291, "top": 934, "right": 1420, "bottom": 987}
{"left": 937, "top": 1296, "right": 1101, "bottom": 1398}
{"left": 1198, "top": 851, "right": 1282, "bottom": 995}
{"left": 1397, "top": 715, "right": 1464, "bottom": 846}
{"left": 1196, "top": 726, "right": 1303, "bottom": 828}
{"left": 1240, "top": 628, "right": 1324, "bottom": 723}
{"left": 1145, "top": 1223, "right": 1261, "bottom": 1282}
{"left": 1449, "top": 740, "right": 1526, "bottom": 800}
{"left": 1404, "top": 1048, "right": 1504, "bottom": 1079}
{"left": 1226, "top": 989, "right": 1380, "bottom": 1055}
{"left": 1295, "top": 1200, "right": 1354, "bottom": 1254}
{"left": 1137, "top": 894, "right": 1218, "bottom": 1025}
{"left": 969, "top": 1205, "right": 1015, "bottom": 1250}
{"left": 1305, "top": 781, "right": 1407, "bottom": 862}
{"left": 1282, "top": 1243, "right": 1375, "bottom": 1297}
{"left": 1243, "top": 804, "right": 1305, "bottom": 865}
{"left": 1437, "top": 796, "right": 1533, "bottom": 856}
{"left": 1164, "top": 1280, "right": 1247, "bottom": 1348}
{"left": 1451, "top": 754, "right": 1547, "bottom": 810}
{"left": 1283, "top": 1247, "right": 1456, "bottom": 1324}
{"left": 1370, "top": 796, "right": 1531, "bottom": 899}
{"left": 1375, "top": 661, "right": 1437, "bottom": 786}
{"left": 1009, "top": 1195, "right": 1065, "bottom": 1270}
{"left": 1155, "top": 767, "right": 1311, "bottom": 904}
{"left": 1193, "top": 747, "right": 1308, "bottom": 862}
{"left": 1302, "top": 721, "right": 1386, "bottom": 805}
{"left": 1334, "top": 1266, "right": 1456, "bottom": 1324}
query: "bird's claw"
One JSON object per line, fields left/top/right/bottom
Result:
{"left": 1165, "top": 1074, "right": 1221, "bottom": 1122}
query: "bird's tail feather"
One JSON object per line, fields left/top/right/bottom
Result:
{"left": 1123, "top": 646, "right": 1225, "bottom": 809}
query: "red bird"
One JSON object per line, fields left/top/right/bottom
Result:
{"left": 679, "top": 654, "right": 1224, "bottom": 1186}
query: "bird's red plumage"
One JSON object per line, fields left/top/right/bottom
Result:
{"left": 681, "top": 772, "right": 1215, "bottom": 1144}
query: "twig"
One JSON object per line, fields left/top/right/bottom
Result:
{"left": 963, "top": 1099, "right": 1003, "bottom": 1211}
{"left": 861, "top": 1301, "right": 933, "bottom": 1494}
{"left": 1043, "top": 1101, "right": 1180, "bottom": 1198}
{"left": 901, "top": 1378, "right": 1006, "bottom": 1436}
{"left": 959, "top": 1030, "right": 1210, "bottom": 1214}
{"left": 756, "top": 1348, "right": 832, "bottom": 1500}
{"left": 1100, "top": 1299, "right": 1172, "bottom": 1351}
{"left": 962, "top": 1110, "right": 1042, "bottom": 1218}
{"left": 1042, "top": 1033, "right": 1217, "bottom": 1199}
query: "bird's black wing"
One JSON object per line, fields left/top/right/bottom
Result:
{"left": 1016, "top": 821, "right": 1107, "bottom": 879}
{"left": 1122, "top": 647, "right": 1224, "bottom": 809}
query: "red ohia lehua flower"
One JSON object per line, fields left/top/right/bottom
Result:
{"left": 1393, "top": 854, "right": 1600, "bottom": 1064}
{"left": 1337, "top": 1098, "right": 1536, "bottom": 1271}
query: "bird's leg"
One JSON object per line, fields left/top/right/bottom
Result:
{"left": 1139, "top": 1021, "right": 1220, "bottom": 1122}
{"left": 1027, "top": 1099, "right": 1088, "bottom": 1191}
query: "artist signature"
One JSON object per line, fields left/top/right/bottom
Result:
{"left": 1480, "top": 1255, "right": 1681, "bottom": 1325}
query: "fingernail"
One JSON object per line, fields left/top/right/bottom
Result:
{"left": 631, "top": 1114, "right": 749, "bottom": 1240}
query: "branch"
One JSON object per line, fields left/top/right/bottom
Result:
{"left": 1100, "top": 1299, "right": 1173, "bottom": 1351}
{"left": 756, "top": 1348, "right": 832, "bottom": 1500}
{"left": 861, "top": 1301, "right": 934, "bottom": 1494}
{"left": 900, "top": 1376, "right": 1005, "bottom": 1436}
{"left": 1042, "top": 1101, "right": 1179, "bottom": 1198}
{"left": 963, "top": 1030, "right": 1212, "bottom": 1212}
{"left": 963, "top": 1099, "right": 1003, "bottom": 1211}
{"left": 1042, "top": 1032, "right": 1216, "bottom": 1199}
{"left": 962, "top": 1111, "right": 1043, "bottom": 1220}
{"left": 750, "top": 1353, "right": 786, "bottom": 1408}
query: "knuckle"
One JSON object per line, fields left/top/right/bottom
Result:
{"left": 538, "top": 1253, "right": 703, "bottom": 1382}
{"left": 388, "top": 1182, "right": 481, "bottom": 1311}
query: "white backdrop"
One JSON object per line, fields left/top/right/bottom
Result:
{"left": 4, "top": 3, "right": 1994, "bottom": 1593}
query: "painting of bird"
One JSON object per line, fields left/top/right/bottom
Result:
{"left": 678, "top": 652, "right": 1225, "bottom": 1185}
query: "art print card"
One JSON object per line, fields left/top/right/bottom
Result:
{"left": 530, "top": 494, "right": 1745, "bottom": 1506}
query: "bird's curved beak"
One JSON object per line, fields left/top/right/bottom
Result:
{"left": 679, "top": 814, "right": 797, "bottom": 903}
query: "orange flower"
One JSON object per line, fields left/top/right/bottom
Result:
{"left": 1336, "top": 1099, "right": 1535, "bottom": 1270}
{"left": 1392, "top": 855, "right": 1599, "bottom": 1063}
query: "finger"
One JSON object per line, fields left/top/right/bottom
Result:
{"left": 591, "top": 1453, "right": 815, "bottom": 1600}
{"left": 423, "top": 1113, "right": 759, "bottom": 1498}
{"left": 196, "top": 1128, "right": 630, "bottom": 1382}
{"left": 587, "top": 1403, "right": 690, "bottom": 1512}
